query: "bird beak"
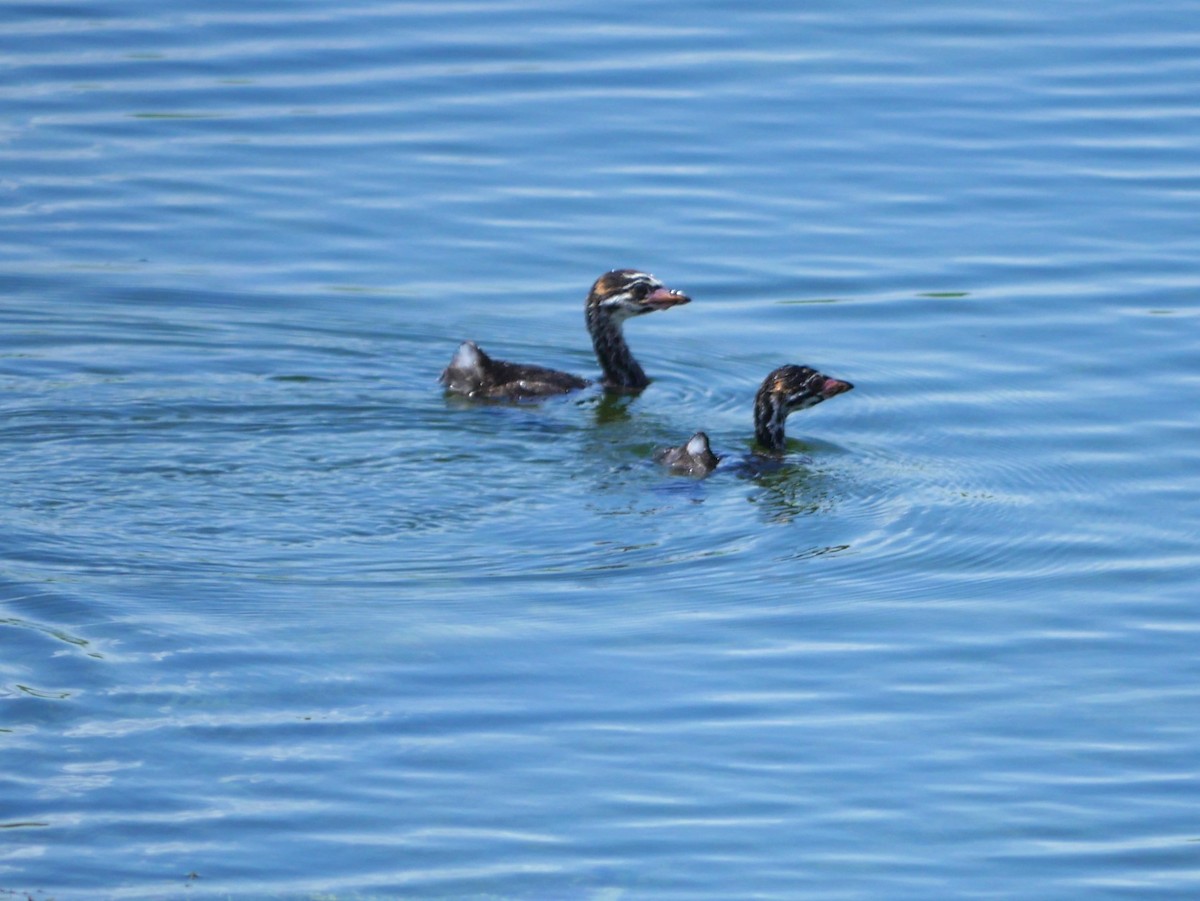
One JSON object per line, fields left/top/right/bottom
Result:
{"left": 821, "top": 378, "right": 854, "bottom": 398}
{"left": 644, "top": 287, "right": 691, "bottom": 310}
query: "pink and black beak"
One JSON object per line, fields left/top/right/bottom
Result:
{"left": 643, "top": 285, "right": 691, "bottom": 311}
{"left": 819, "top": 377, "right": 854, "bottom": 399}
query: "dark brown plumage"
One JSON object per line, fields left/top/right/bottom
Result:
{"left": 654, "top": 431, "right": 721, "bottom": 476}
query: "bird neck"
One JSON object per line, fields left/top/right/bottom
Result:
{"left": 754, "top": 391, "right": 788, "bottom": 452}
{"left": 587, "top": 306, "right": 648, "bottom": 390}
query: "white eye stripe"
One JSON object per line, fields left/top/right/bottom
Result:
{"left": 600, "top": 293, "right": 631, "bottom": 306}
{"left": 615, "top": 281, "right": 663, "bottom": 299}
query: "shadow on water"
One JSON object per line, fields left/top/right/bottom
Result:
{"left": 585, "top": 389, "right": 642, "bottom": 425}
{"left": 728, "top": 446, "right": 842, "bottom": 524}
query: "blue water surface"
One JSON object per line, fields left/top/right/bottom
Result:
{"left": 3, "top": 0, "right": 1200, "bottom": 898}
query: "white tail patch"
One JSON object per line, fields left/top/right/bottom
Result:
{"left": 449, "top": 340, "right": 485, "bottom": 373}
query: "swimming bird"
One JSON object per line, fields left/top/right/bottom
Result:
{"left": 753, "top": 364, "right": 854, "bottom": 453}
{"left": 439, "top": 269, "right": 691, "bottom": 400}
{"left": 655, "top": 365, "right": 854, "bottom": 475}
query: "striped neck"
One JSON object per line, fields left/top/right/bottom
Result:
{"left": 586, "top": 305, "right": 648, "bottom": 390}
{"left": 753, "top": 390, "right": 788, "bottom": 452}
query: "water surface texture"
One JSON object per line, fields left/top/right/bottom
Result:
{"left": 4, "top": 0, "right": 1200, "bottom": 898}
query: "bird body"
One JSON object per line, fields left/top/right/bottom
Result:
{"left": 654, "top": 431, "right": 721, "bottom": 476}
{"left": 439, "top": 340, "right": 589, "bottom": 400}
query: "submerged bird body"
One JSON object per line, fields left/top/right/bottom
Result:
{"left": 440, "top": 269, "right": 690, "bottom": 399}
{"left": 656, "top": 364, "right": 853, "bottom": 476}
{"left": 439, "top": 341, "right": 588, "bottom": 400}
{"left": 654, "top": 431, "right": 721, "bottom": 476}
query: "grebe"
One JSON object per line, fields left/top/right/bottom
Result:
{"left": 440, "top": 269, "right": 691, "bottom": 400}
{"left": 753, "top": 364, "right": 854, "bottom": 452}
{"left": 655, "top": 364, "right": 853, "bottom": 475}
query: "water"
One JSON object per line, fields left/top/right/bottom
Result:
{"left": 3, "top": 0, "right": 1200, "bottom": 897}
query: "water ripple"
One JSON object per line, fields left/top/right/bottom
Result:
{"left": 4, "top": 0, "right": 1200, "bottom": 897}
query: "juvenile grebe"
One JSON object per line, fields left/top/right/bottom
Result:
{"left": 440, "top": 269, "right": 691, "bottom": 400}
{"left": 655, "top": 364, "right": 853, "bottom": 475}
{"left": 654, "top": 431, "right": 721, "bottom": 476}
{"left": 754, "top": 364, "right": 853, "bottom": 452}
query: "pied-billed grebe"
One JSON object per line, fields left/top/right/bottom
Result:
{"left": 754, "top": 364, "right": 853, "bottom": 452}
{"left": 440, "top": 269, "right": 691, "bottom": 400}
{"left": 656, "top": 364, "right": 854, "bottom": 475}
